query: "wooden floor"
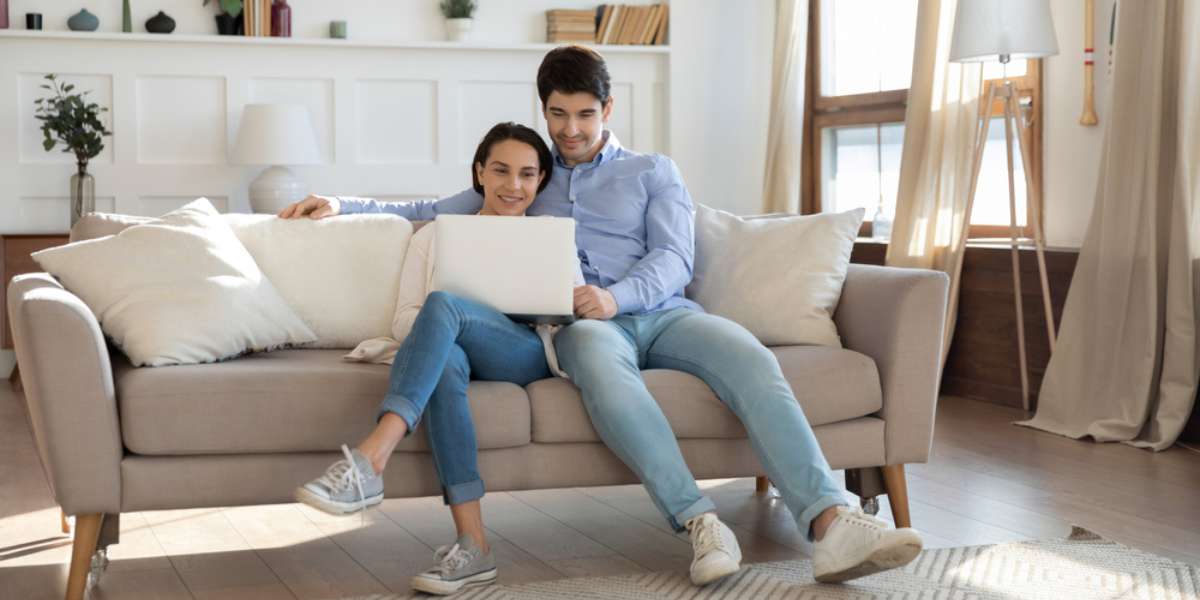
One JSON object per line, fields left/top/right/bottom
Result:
{"left": 1, "top": 386, "right": 1198, "bottom": 599}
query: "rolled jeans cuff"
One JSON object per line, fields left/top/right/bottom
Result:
{"left": 798, "top": 494, "right": 847, "bottom": 542}
{"left": 442, "top": 479, "right": 486, "bottom": 506}
{"left": 377, "top": 393, "right": 423, "bottom": 433}
{"left": 670, "top": 495, "right": 717, "bottom": 532}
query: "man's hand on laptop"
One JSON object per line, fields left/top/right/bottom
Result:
{"left": 574, "top": 285, "right": 618, "bottom": 320}
{"left": 278, "top": 194, "right": 341, "bottom": 220}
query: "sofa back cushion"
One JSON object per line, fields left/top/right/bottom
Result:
{"left": 221, "top": 214, "right": 412, "bottom": 348}
{"left": 34, "top": 198, "right": 317, "bottom": 366}
{"left": 72, "top": 209, "right": 414, "bottom": 348}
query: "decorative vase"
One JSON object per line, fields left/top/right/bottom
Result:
{"left": 122, "top": 0, "right": 131, "bottom": 32}
{"left": 445, "top": 17, "right": 473, "bottom": 42}
{"left": 70, "top": 163, "right": 95, "bottom": 228}
{"left": 67, "top": 8, "right": 99, "bottom": 31}
{"left": 145, "top": 10, "right": 175, "bottom": 33}
{"left": 215, "top": 12, "right": 242, "bottom": 35}
{"left": 270, "top": 0, "right": 291, "bottom": 37}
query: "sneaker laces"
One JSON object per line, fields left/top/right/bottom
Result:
{"left": 689, "top": 515, "right": 727, "bottom": 557}
{"left": 431, "top": 543, "right": 472, "bottom": 575}
{"left": 835, "top": 507, "right": 889, "bottom": 536}
{"left": 314, "top": 445, "right": 370, "bottom": 525}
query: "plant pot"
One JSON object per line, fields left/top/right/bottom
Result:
{"left": 70, "top": 163, "right": 95, "bottom": 228}
{"left": 445, "top": 17, "right": 473, "bottom": 42}
{"left": 214, "top": 12, "right": 243, "bottom": 35}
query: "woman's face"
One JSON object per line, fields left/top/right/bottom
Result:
{"left": 476, "top": 139, "right": 544, "bottom": 217}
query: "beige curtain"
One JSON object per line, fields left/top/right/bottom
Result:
{"left": 1018, "top": 0, "right": 1199, "bottom": 451}
{"left": 885, "top": 0, "right": 983, "bottom": 356}
{"left": 762, "top": 0, "right": 809, "bottom": 214}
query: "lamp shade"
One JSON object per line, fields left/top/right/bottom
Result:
{"left": 232, "top": 104, "right": 320, "bottom": 165}
{"left": 949, "top": 0, "right": 1059, "bottom": 63}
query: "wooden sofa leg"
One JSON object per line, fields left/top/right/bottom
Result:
{"left": 65, "top": 513, "right": 103, "bottom": 600}
{"left": 881, "top": 464, "right": 912, "bottom": 528}
{"left": 755, "top": 476, "right": 771, "bottom": 494}
{"left": 60, "top": 508, "right": 71, "bottom": 534}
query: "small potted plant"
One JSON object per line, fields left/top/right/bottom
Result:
{"left": 204, "top": 0, "right": 244, "bottom": 35}
{"left": 33, "top": 74, "right": 112, "bottom": 228}
{"left": 440, "top": 0, "right": 476, "bottom": 42}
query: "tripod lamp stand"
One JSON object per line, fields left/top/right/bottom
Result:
{"left": 949, "top": 0, "right": 1060, "bottom": 410}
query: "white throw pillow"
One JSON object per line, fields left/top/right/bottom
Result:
{"left": 32, "top": 198, "right": 317, "bottom": 367}
{"left": 686, "top": 204, "right": 865, "bottom": 347}
{"left": 221, "top": 213, "right": 413, "bottom": 348}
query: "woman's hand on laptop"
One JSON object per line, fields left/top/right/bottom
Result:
{"left": 574, "top": 285, "right": 618, "bottom": 320}
{"left": 278, "top": 194, "right": 341, "bottom": 220}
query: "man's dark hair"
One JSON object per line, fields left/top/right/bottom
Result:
{"left": 536, "top": 45, "right": 611, "bottom": 106}
{"left": 471, "top": 122, "right": 554, "bottom": 195}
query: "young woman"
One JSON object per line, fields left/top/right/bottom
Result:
{"left": 289, "top": 122, "right": 569, "bottom": 596}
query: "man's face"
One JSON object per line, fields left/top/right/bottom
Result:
{"left": 543, "top": 91, "right": 613, "bottom": 167}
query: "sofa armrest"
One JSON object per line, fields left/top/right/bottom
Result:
{"left": 8, "top": 273, "right": 122, "bottom": 515}
{"left": 834, "top": 264, "right": 949, "bottom": 465}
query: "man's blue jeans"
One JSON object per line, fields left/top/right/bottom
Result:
{"left": 379, "top": 291, "right": 550, "bottom": 506}
{"left": 554, "top": 308, "right": 846, "bottom": 538}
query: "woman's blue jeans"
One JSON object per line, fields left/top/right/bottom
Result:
{"left": 379, "top": 291, "right": 550, "bottom": 505}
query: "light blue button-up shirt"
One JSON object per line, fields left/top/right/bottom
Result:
{"left": 338, "top": 133, "right": 700, "bottom": 316}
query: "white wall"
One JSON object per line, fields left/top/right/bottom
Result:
{"left": 1042, "top": 0, "right": 1115, "bottom": 248}
{"left": 669, "top": 1, "right": 776, "bottom": 216}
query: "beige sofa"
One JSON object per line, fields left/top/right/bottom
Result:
{"left": 8, "top": 215, "right": 948, "bottom": 600}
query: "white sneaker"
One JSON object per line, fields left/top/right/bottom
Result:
{"left": 685, "top": 513, "right": 742, "bottom": 585}
{"left": 812, "top": 505, "right": 922, "bottom": 583}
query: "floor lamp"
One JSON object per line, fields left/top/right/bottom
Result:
{"left": 949, "top": 0, "right": 1060, "bottom": 410}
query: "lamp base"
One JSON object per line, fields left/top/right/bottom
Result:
{"left": 248, "top": 166, "right": 307, "bottom": 214}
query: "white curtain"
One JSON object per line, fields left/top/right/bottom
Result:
{"left": 885, "top": 0, "right": 983, "bottom": 357}
{"left": 762, "top": 0, "right": 809, "bottom": 214}
{"left": 1018, "top": 0, "right": 1200, "bottom": 451}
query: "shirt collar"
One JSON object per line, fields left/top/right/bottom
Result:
{"left": 553, "top": 130, "right": 622, "bottom": 169}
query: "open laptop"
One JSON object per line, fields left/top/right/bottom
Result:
{"left": 432, "top": 214, "right": 580, "bottom": 325}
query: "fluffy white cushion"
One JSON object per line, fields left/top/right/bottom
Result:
{"left": 221, "top": 213, "right": 413, "bottom": 348}
{"left": 686, "top": 204, "right": 865, "bottom": 347}
{"left": 32, "top": 198, "right": 317, "bottom": 367}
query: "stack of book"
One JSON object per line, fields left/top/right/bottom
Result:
{"left": 546, "top": 9, "right": 598, "bottom": 43}
{"left": 595, "top": 3, "right": 668, "bottom": 45}
{"left": 243, "top": 0, "right": 273, "bottom": 37}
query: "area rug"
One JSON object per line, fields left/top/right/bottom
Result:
{"left": 361, "top": 528, "right": 1200, "bottom": 599}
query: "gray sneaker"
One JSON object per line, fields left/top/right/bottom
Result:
{"left": 410, "top": 533, "right": 498, "bottom": 595}
{"left": 294, "top": 445, "right": 384, "bottom": 515}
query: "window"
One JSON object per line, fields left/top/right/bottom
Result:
{"left": 806, "top": 0, "right": 1043, "bottom": 239}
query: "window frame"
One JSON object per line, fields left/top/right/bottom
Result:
{"left": 803, "top": 0, "right": 1044, "bottom": 240}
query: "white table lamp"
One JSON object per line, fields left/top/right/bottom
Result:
{"left": 949, "top": 0, "right": 1058, "bottom": 410}
{"left": 232, "top": 104, "right": 320, "bottom": 214}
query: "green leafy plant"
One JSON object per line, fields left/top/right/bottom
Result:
{"left": 202, "top": 0, "right": 243, "bottom": 18}
{"left": 440, "top": 0, "right": 476, "bottom": 19}
{"left": 33, "top": 74, "right": 112, "bottom": 166}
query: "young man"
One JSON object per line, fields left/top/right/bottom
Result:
{"left": 280, "top": 45, "right": 922, "bottom": 585}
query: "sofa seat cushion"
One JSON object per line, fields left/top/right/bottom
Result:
{"left": 116, "top": 349, "right": 531, "bottom": 455}
{"left": 528, "top": 346, "right": 882, "bottom": 443}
